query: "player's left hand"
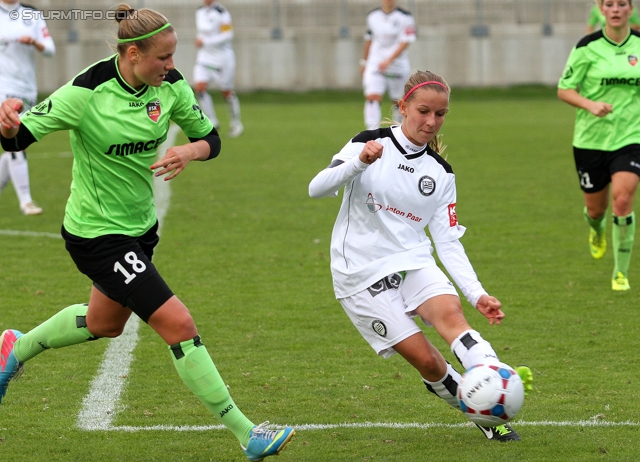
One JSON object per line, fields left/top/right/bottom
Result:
{"left": 151, "top": 145, "right": 198, "bottom": 181}
{"left": 475, "top": 294, "right": 505, "bottom": 325}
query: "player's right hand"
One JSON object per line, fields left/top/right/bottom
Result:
{"left": 588, "top": 101, "right": 613, "bottom": 117}
{"left": 359, "top": 140, "right": 383, "bottom": 165}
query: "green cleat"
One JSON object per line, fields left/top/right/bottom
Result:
{"left": 515, "top": 365, "right": 533, "bottom": 396}
{"left": 476, "top": 423, "right": 521, "bottom": 442}
{"left": 589, "top": 228, "right": 606, "bottom": 259}
{"left": 612, "top": 272, "right": 630, "bottom": 291}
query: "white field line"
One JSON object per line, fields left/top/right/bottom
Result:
{"left": 101, "top": 419, "right": 640, "bottom": 432}
{"left": 0, "top": 229, "right": 62, "bottom": 239}
{"left": 77, "top": 124, "right": 179, "bottom": 431}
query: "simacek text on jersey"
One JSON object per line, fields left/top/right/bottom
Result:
{"left": 10, "top": 9, "right": 138, "bottom": 21}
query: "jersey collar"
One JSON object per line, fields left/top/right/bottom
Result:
{"left": 602, "top": 28, "right": 632, "bottom": 47}
{"left": 391, "top": 125, "right": 429, "bottom": 160}
{"left": 113, "top": 54, "right": 149, "bottom": 98}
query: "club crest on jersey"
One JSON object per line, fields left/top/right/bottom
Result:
{"left": 448, "top": 203, "right": 458, "bottom": 227}
{"left": 629, "top": 55, "right": 638, "bottom": 66}
{"left": 365, "top": 193, "right": 383, "bottom": 213}
{"left": 418, "top": 176, "right": 436, "bottom": 196}
{"left": 371, "top": 320, "right": 387, "bottom": 338}
{"left": 146, "top": 100, "right": 161, "bottom": 122}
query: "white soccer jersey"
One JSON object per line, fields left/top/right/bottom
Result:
{"left": 0, "top": 2, "right": 55, "bottom": 102}
{"left": 195, "top": 1, "right": 235, "bottom": 69}
{"left": 310, "top": 126, "right": 488, "bottom": 302}
{"left": 364, "top": 7, "right": 416, "bottom": 72}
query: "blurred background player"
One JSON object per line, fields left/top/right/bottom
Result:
{"left": 360, "top": 0, "right": 416, "bottom": 130}
{"left": 559, "top": 0, "right": 640, "bottom": 291}
{"left": 0, "top": 0, "right": 55, "bottom": 215}
{"left": 193, "top": 0, "right": 243, "bottom": 138}
{"left": 587, "top": 0, "right": 640, "bottom": 32}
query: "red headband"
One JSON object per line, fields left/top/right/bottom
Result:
{"left": 403, "top": 81, "right": 449, "bottom": 100}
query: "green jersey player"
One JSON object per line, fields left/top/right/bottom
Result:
{"left": 559, "top": 0, "right": 640, "bottom": 291}
{"left": 0, "top": 4, "right": 294, "bottom": 460}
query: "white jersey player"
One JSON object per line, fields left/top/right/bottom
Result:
{"left": 0, "top": 0, "right": 55, "bottom": 215}
{"left": 360, "top": 0, "right": 416, "bottom": 130}
{"left": 309, "top": 70, "right": 533, "bottom": 443}
{"left": 193, "top": 0, "right": 243, "bottom": 138}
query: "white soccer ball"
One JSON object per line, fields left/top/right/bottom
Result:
{"left": 457, "top": 362, "right": 525, "bottom": 427}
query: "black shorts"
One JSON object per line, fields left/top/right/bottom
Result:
{"left": 61, "top": 222, "right": 173, "bottom": 322}
{"left": 573, "top": 144, "right": 640, "bottom": 193}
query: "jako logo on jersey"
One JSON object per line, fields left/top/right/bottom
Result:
{"left": 104, "top": 137, "right": 164, "bottom": 156}
{"left": 129, "top": 101, "right": 145, "bottom": 108}
{"left": 29, "top": 99, "right": 52, "bottom": 116}
{"left": 629, "top": 55, "right": 638, "bottom": 66}
{"left": 146, "top": 100, "right": 161, "bottom": 122}
{"left": 371, "top": 320, "right": 387, "bottom": 337}
{"left": 448, "top": 203, "right": 458, "bottom": 227}
{"left": 418, "top": 175, "right": 436, "bottom": 196}
{"left": 365, "top": 193, "right": 382, "bottom": 213}
{"left": 398, "top": 163, "right": 415, "bottom": 173}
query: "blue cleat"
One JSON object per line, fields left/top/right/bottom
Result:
{"left": 242, "top": 421, "right": 295, "bottom": 461}
{"left": 0, "top": 329, "right": 24, "bottom": 404}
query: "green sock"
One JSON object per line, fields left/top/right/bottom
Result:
{"left": 584, "top": 206, "right": 606, "bottom": 234}
{"left": 13, "top": 304, "right": 97, "bottom": 363}
{"left": 612, "top": 212, "right": 635, "bottom": 277}
{"left": 170, "top": 337, "right": 255, "bottom": 446}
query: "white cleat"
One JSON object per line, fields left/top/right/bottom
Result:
{"left": 21, "top": 202, "right": 43, "bottom": 215}
{"left": 229, "top": 122, "right": 244, "bottom": 138}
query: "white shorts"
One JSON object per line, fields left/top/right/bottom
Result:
{"left": 362, "top": 64, "right": 410, "bottom": 101}
{"left": 193, "top": 62, "right": 236, "bottom": 92}
{"left": 338, "top": 265, "right": 459, "bottom": 359}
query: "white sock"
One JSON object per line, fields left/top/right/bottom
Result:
{"left": 364, "top": 100, "right": 381, "bottom": 130}
{"left": 225, "top": 92, "right": 241, "bottom": 125}
{"left": 196, "top": 91, "right": 218, "bottom": 128}
{"left": 7, "top": 151, "right": 34, "bottom": 207}
{"left": 0, "top": 152, "right": 11, "bottom": 195}
{"left": 422, "top": 362, "right": 461, "bottom": 410}
{"left": 450, "top": 329, "right": 499, "bottom": 370}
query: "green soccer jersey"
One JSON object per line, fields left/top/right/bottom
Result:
{"left": 21, "top": 55, "right": 214, "bottom": 238}
{"left": 559, "top": 29, "right": 640, "bottom": 151}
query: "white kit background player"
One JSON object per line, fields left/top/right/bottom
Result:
{"left": 0, "top": 0, "right": 55, "bottom": 215}
{"left": 193, "top": 0, "right": 243, "bottom": 138}
{"left": 360, "top": 0, "right": 416, "bottom": 130}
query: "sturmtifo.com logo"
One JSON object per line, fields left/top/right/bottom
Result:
{"left": 9, "top": 9, "right": 138, "bottom": 21}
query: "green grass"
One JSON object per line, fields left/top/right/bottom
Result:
{"left": 1, "top": 87, "right": 639, "bottom": 461}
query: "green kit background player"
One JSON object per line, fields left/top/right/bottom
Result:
{"left": 558, "top": 0, "right": 640, "bottom": 291}
{"left": 587, "top": 0, "right": 640, "bottom": 32}
{"left": 0, "top": 4, "right": 294, "bottom": 461}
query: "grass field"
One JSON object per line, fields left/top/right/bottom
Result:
{"left": 1, "top": 88, "right": 639, "bottom": 461}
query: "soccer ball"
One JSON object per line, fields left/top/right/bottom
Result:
{"left": 457, "top": 362, "right": 524, "bottom": 427}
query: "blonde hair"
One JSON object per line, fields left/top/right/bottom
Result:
{"left": 398, "top": 70, "right": 450, "bottom": 155}
{"left": 113, "top": 4, "right": 174, "bottom": 54}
